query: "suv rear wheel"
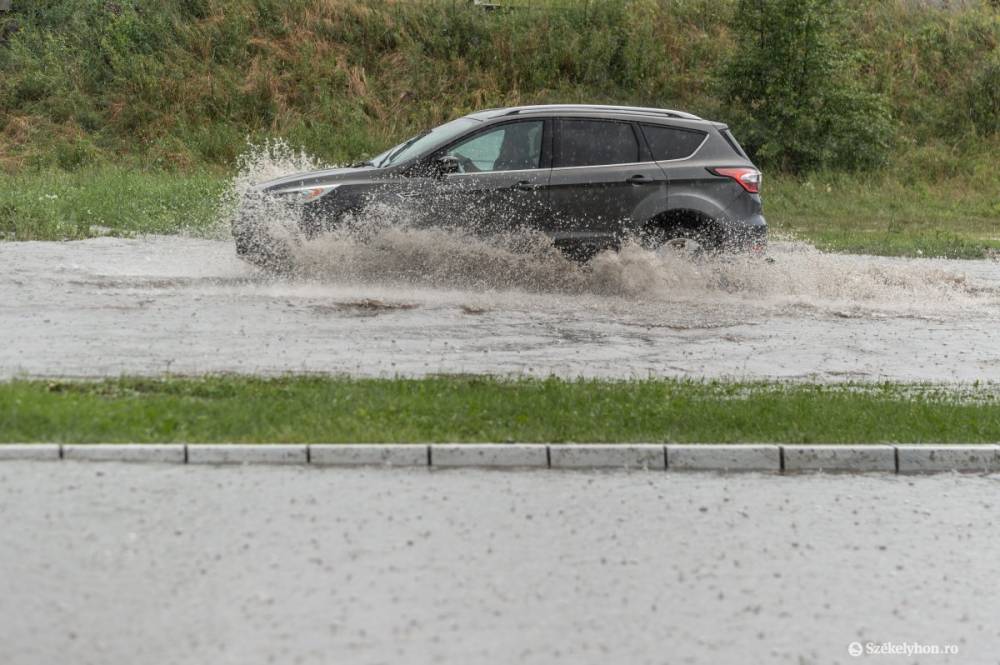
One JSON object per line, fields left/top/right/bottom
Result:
{"left": 640, "top": 211, "right": 720, "bottom": 256}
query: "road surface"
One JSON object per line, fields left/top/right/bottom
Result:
{"left": 1, "top": 462, "right": 998, "bottom": 664}
{"left": 2, "top": 235, "right": 999, "bottom": 381}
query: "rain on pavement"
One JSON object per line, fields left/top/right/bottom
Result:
{"left": 2, "top": 232, "right": 999, "bottom": 382}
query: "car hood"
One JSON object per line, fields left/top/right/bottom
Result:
{"left": 256, "top": 165, "right": 388, "bottom": 193}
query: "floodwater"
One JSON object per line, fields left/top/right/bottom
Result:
{"left": 1, "top": 232, "right": 999, "bottom": 381}
{"left": 1, "top": 462, "right": 997, "bottom": 664}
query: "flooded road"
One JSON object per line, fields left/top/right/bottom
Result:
{"left": 2, "top": 235, "right": 1000, "bottom": 381}
{"left": 1, "top": 462, "right": 997, "bottom": 664}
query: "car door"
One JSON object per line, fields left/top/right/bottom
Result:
{"left": 548, "top": 118, "right": 667, "bottom": 245}
{"left": 431, "top": 119, "right": 552, "bottom": 235}
{"left": 638, "top": 121, "right": 716, "bottom": 215}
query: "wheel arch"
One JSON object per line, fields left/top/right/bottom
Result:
{"left": 641, "top": 207, "right": 723, "bottom": 246}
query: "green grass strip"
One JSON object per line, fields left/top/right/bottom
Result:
{"left": 0, "top": 168, "right": 226, "bottom": 241}
{"left": 2, "top": 376, "right": 999, "bottom": 444}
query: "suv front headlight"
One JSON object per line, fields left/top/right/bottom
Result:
{"left": 274, "top": 184, "right": 341, "bottom": 203}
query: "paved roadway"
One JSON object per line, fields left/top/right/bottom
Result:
{"left": 1, "top": 462, "right": 998, "bottom": 664}
{"left": 3, "top": 236, "right": 1000, "bottom": 382}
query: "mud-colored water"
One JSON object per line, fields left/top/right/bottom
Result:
{"left": 2, "top": 232, "right": 999, "bottom": 381}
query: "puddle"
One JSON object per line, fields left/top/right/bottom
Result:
{"left": 1, "top": 234, "right": 999, "bottom": 382}
{"left": 311, "top": 299, "right": 419, "bottom": 317}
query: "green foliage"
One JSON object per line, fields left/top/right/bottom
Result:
{"left": 0, "top": 167, "right": 224, "bottom": 240}
{"left": 0, "top": 0, "right": 730, "bottom": 168}
{"left": 765, "top": 159, "right": 1000, "bottom": 258}
{"left": 720, "top": 0, "right": 894, "bottom": 172}
{"left": 0, "top": 0, "right": 997, "bottom": 177}
{"left": 966, "top": 48, "right": 1000, "bottom": 135}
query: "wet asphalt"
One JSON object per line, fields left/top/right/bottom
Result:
{"left": 1, "top": 462, "right": 998, "bottom": 664}
{"left": 3, "top": 236, "right": 1000, "bottom": 381}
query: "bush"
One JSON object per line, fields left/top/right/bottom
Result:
{"left": 720, "top": 0, "right": 894, "bottom": 173}
{"left": 966, "top": 48, "right": 1000, "bottom": 136}
{"left": 0, "top": 0, "right": 994, "bottom": 175}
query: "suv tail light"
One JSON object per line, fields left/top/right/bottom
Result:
{"left": 709, "top": 167, "right": 761, "bottom": 194}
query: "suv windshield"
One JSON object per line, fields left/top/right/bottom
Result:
{"left": 377, "top": 117, "right": 481, "bottom": 167}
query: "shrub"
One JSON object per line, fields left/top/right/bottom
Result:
{"left": 720, "top": 0, "right": 894, "bottom": 173}
{"left": 966, "top": 48, "right": 1000, "bottom": 136}
{"left": 0, "top": 0, "right": 994, "bottom": 174}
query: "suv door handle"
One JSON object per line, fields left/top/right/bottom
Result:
{"left": 627, "top": 174, "right": 655, "bottom": 185}
{"left": 514, "top": 180, "right": 542, "bottom": 191}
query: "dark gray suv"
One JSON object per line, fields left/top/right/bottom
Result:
{"left": 234, "top": 104, "right": 766, "bottom": 267}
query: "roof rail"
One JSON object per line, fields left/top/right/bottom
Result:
{"left": 499, "top": 104, "right": 702, "bottom": 121}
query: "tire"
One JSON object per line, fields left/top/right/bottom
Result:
{"left": 640, "top": 222, "right": 716, "bottom": 259}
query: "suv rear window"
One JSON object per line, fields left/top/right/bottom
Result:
{"left": 557, "top": 120, "right": 638, "bottom": 167}
{"left": 640, "top": 124, "right": 707, "bottom": 161}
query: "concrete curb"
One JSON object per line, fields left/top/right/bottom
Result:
{"left": 0, "top": 444, "right": 61, "bottom": 460}
{"left": 783, "top": 445, "right": 896, "bottom": 473}
{"left": 431, "top": 444, "right": 548, "bottom": 468}
{"left": 897, "top": 445, "right": 1000, "bottom": 474}
{"left": 668, "top": 444, "right": 780, "bottom": 472}
{"left": 310, "top": 444, "right": 428, "bottom": 467}
{"left": 63, "top": 444, "right": 186, "bottom": 464}
{"left": 187, "top": 444, "right": 307, "bottom": 465}
{"left": 3, "top": 443, "right": 1000, "bottom": 474}
{"left": 549, "top": 444, "right": 665, "bottom": 470}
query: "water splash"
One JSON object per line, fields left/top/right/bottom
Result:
{"left": 214, "top": 139, "right": 331, "bottom": 245}
{"left": 224, "top": 143, "right": 998, "bottom": 317}
{"left": 228, "top": 138, "right": 329, "bottom": 204}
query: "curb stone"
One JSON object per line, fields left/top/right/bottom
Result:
{"left": 783, "top": 445, "right": 897, "bottom": 473}
{"left": 896, "top": 445, "right": 1000, "bottom": 474}
{"left": 549, "top": 444, "right": 665, "bottom": 470}
{"left": 2, "top": 443, "right": 1000, "bottom": 473}
{"left": 63, "top": 444, "right": 185, "bottom": 464}
{"left": 431, "top": 444, "right": 547, "bottom": 468}
{"left": 310, "top": 444, "right": 428, "bottom": 467}
{"left": 0, "top": 444, "right": 61, "bottom": 460}
{"left": 187, "top": 444, "right": 307, "bottom": 465}
{"left": 667, "top": 444, "right": 780, "bottom": 472}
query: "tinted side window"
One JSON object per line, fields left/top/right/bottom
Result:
{"left": 641, "top": 124, "right": 707, "bottom": 161}
{"left": 557, "top": 120, "right": 638, "bottom": 167}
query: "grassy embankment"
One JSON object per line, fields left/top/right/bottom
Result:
{"left": 2, "top": 1, "right": 999, "bottom": 256}
{"left": 2, "top": 376, "right": 999, "bottom": 443}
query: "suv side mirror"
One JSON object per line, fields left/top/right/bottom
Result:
{"left": 433, "top": 155, "right": 461, "bottom": 177}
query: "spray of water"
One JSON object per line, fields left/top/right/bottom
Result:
{"left": 212, "top": 139, "right": 330, "bottom": 246}
{"left": 224, "top": 143, "right": 999, "bottom": 317}
{"left": 227, "top": 138, "right": 328, "bottom": 205}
